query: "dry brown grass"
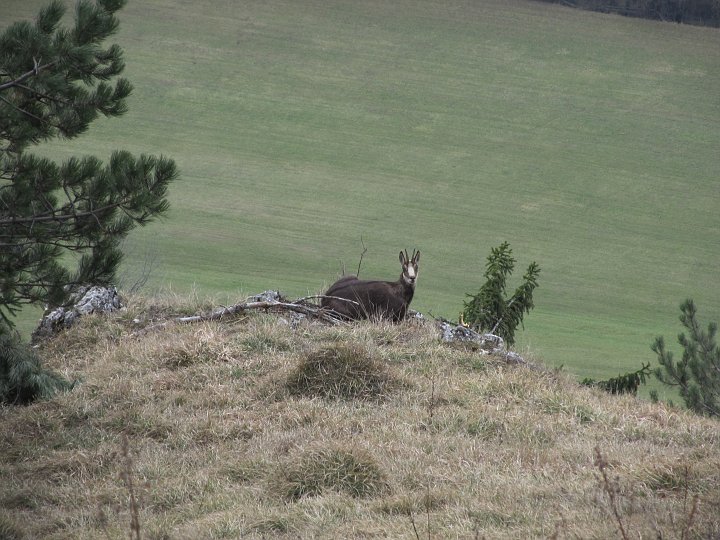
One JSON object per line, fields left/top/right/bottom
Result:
{"left": 285, "top": 342, "right": 405, "bottom": 401}
{"left": 272, "top": 444, "right": 389, "bottom": 501}
{"left": 1, "top": 293, "right": 719, "bottom": 539}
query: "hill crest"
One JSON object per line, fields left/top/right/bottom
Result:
{"left": 1, "top": 292, "right": 719, "bottom": 538}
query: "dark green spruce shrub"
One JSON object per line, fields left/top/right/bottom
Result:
{"left": 463, "top": 242, "right": 540, "bottom": 346}
{"left": 582, "top": 363, "right": 651, "bottom": 395}
{"left": 0, "top": 324, "right": 72, "bottom": 405}
{"left": 652, "top": 299, "right": 719, "bottom": 417}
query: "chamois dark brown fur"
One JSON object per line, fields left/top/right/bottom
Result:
{"left": 321, "top": 250, "right": 420, "bottom": 322}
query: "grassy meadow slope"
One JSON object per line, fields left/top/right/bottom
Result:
{"left": 2, "top": 0, "right": 719, "bottom": 385}
{"left": 1, "top": 304, "right": 719, "bottom": 538}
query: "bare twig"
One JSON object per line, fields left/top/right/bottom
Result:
{"left": 680, "top": 464, "right": 700, "bottom": 540}
{"left": 427, "top": 372, "right": 437, "bottom": 421}
{"left": 681, "top": 495, "right": 700, "bottom": 540}
{"left": 593, "top": 446, "right": 629, "bottom": 540}
{"left": 409, "top": 512, "right": 421, "bottom": 540}
{"left": 356, "top": 236, "right": 368, "bottom": 278}
{"left": 96, "top": 505, "right": 111, "bottom": 539}
{"left": 120, "top": 240, "right": 159, "bottom": 295}
{"left": 120, "top": 435, "right": 142, "bottom": 540}
{"left": 425, "top": 481, "right": 432, "bottom": 540}
{"left": 294, "top": 294, "right": 360, "bottom": 307}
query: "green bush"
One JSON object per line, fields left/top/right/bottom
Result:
{"left": 652, "top": 299, "right": 719, "bottom": 417}
{"left": 0, "top": 325, "right": 72, "bottom": 405}
{"left": 463, "top": 242, "right": 540, "bottom": 346}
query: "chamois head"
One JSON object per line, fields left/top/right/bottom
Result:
{"left": 399, "top": 249, "right": 420, "bottom": 288}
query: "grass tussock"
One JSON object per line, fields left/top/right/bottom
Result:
{"left": 161, "top": 325, "right": 236, "bottom": 368}
{"left": 274, "top": 445, "right": 389, "bottom": 501}
{"left": 0, "top": 516, "right": 25, "bottom": 540}
{"left": 285, "top": 342, "right": 404, "bottom": 401}
{"left": 1, "top": 294, "right": 719, "bottom": 538}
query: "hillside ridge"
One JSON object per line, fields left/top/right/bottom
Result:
{"left": 1, "top": 293, "right": 719, "bottom": 538}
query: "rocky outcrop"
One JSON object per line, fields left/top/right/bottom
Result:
{"left": 436, "top": 320, "right": 505, "bottom": 351}
{"left": 32, "top": 285, "right": 122, "bottom": 342}
{"left": 435, "top": 319, "right": 529, "bottom": 366}
{"left": 247, "top": 290, "right": 283, "bottom": 303}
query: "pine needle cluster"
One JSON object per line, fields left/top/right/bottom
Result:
{"left": 0, "top": 324, "right": 71, "bottom": 404}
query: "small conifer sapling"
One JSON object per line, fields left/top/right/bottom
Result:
{"left": 462, "top": 242, "right": 540, "bottom": 346}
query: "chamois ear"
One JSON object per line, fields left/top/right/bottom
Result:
{"left": 412, "top": 250, "right": 420, "bottom": 263}
{"left": 399, "top": 251, "right": 406, "bottom": 264}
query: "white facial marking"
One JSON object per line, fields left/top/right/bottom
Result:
{"left": 406, "top": 266, "right": 416, "bottom": 279}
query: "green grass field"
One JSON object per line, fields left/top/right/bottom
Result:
{"left": 3, "top": 0, "right": 719, "bottom": 391}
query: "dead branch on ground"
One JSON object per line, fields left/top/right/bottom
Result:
{"left": 134, "top": 295, "right": 358, "bottom": 335}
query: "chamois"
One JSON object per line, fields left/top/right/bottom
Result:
{"left": 321, "top": 249, "right": 420, "bottom": 322}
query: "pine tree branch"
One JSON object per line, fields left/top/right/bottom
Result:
{"left": 14, "top": 82, "right": 70, "bottom": 105}
{"left": 62, "top": 184, "right": 79, "bottom": 216}
{"left": 1, "top": 199, "right": 136, "bottom": 225}
{"left": 0, "top": 61, "right": 57, "bottom": 92}
{"left": 0, "top": 95, "right": 47, "bottom": 124}
{"left": 6, "top": 84, "right": 72, "bottom": 112}
{"left": 490, "top": 296, "right": 517, "bottom": 335}
{"left": 1, "top": 238, "right": 95, "bottom": 251}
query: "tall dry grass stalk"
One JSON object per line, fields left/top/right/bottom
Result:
{"left": 120, "top": 435, "right": 142, "bottom": 540}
